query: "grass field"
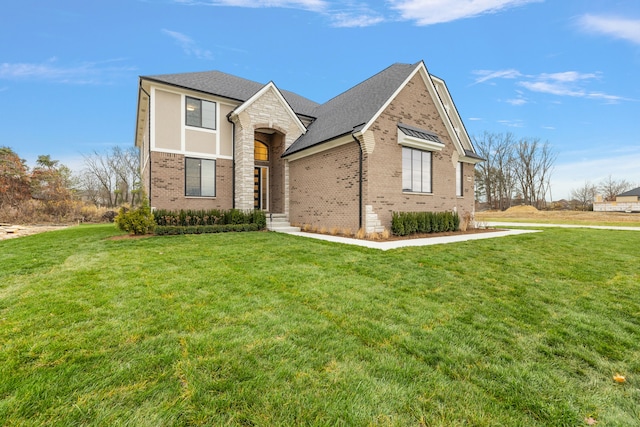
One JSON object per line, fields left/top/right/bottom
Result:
{"left": 476, "top": 207, "right": 640, "bottom": 227}
{"left": 1, "top": 224, "right": 639, "bottom": 426}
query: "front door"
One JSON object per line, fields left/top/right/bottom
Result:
{"left": 254, "top": 167, "right": 268, "bottom": 210}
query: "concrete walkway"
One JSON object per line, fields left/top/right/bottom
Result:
{"left": 285, "top": 221, "right": 640, "bottom": 250}
{"left": 286, "top": 228, "right": 540, "bottom": 251}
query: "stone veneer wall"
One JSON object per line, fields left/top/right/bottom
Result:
{"left": 149, "top": 151, "right": 233, "bottom": 210}
{"left": 289, "top": 142, "right": 361, "bottom": 231}
{"left": 362, "top": 72, "right": 475, "bottom": 227}
{"left": 230, "top": 87, "right": 304, "bottom": 212}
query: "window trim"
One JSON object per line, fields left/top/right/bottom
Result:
{"left": 185, "top": 157, "right": 216, "bottom": 198}
{"left": 402, "top": 146, "right": 432, "bottom": 194}
{"left": 185, "top": 96, "right": 217, "bottom": 131}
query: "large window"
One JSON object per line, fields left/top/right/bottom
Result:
{"left": 456, "top": 162, "right": 463, "bottom": 197}
{"left": 402, "top": 147, "right": 432, "bottom": 193}
{"left": 185, "top": 158, "right": 216, "bottom": 197}
{"left": 186, "top": 96, "right": 216, "bottom": 130}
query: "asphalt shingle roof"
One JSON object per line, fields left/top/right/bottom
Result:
{"left": 141, "top": 62, "right": 475, "bottom": 159}
{"left": 618, "top": 187, "right": 640, "bottom": 197}
{"left": 284, "top": 62, "right": 420, "bottom": 156}
{"left": 142, "top": 70, "right": 319, "bottom": 117}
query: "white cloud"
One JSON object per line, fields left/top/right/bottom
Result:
{"left": 389, "top": 0, "right": 541, "bottom": 26}
{"left": 506, "top": 98, "right": 527, "bottom": 106}
{"left": 497, "top": 119, "right": 524, "bottom": 128}
{"left": 0, "top": 58, "right": 135, "bottom": 84}
{"left": 472, "top": 69, "right": 522, "bottom": 84}
{"left": 331, "top": 13, "right": 384, "bottom": 28}
{"left": 473, "top": 68, "right": 628, "bottom": 103}
{"left": 162, "top": 29, "right": 213, "bottom": 60}
{"left": 519, "top": 72, "right": 628, "bottom": 102}
{"left": 578, "top": 14, "right": 640, "bottom": 45}
{"left": 175, "top": 0, "right": 327, "bottom": 12}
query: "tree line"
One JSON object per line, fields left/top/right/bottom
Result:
{"left": 0, "top": 146, "right": 141, "bottom": 223}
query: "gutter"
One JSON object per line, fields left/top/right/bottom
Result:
{"left": 227, "top": 112, "right": 236, "bottom": 209}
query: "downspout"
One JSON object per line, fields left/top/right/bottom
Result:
{"left": 227, "top": 113, "right": 236, "bottom": 209}
{"left": 352, "top": 133, "right": 364, "bottom": 231}
{"left": 139, "top": 81, "right": 152, "bottom": 205}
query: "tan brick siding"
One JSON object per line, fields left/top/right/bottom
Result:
{"left": 364, "top": 73, "right": 475, "bottom": 227}
{"left": 289, "top": 142, "right": 360, "bottom": 230}
{"left": 149, "top": 151, "right": 233, "bottom": 211}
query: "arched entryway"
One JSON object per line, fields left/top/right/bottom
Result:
{"left": 254, "top": 129, "right": 286, "bottom": 213}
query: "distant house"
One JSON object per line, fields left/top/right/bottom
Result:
{"left": 594, "top": 187, "right": 640, "bottom": 212}
{"left": 134, "top": 61, "right": 482, "bottom": 232}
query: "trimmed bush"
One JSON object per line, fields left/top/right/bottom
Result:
{"left": 153, "top": 208, "right": 266, "bottom": 229}
{"left": 115, "top": 200, "right": 155, "bottom": 235}
{"left": 391, "top": 211, "right": 460, "bottom": 236}
{"left": 155, "top": 223, "right": 259, "bottom": 236}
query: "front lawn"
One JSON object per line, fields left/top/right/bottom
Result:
{"left": 1, "top": 225, "right": 639, "bottom": 426}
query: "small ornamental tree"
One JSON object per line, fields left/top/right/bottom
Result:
{"left": 114, "top": 197, "right": 155, "bottom": 235}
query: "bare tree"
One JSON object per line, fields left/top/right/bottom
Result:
{"left": 80, "top": 146, "right": 140, "bottom": 208}
{"left": 512, "top": 138, "right": 556, "bottom": 209}
{"left": 597, "top": 175, "right": 633, "bottom": 202}
{"left": 473, "top": 132, "right": 517, "bottom": 210}
{"left": 570, "top": 181, "right": 598, "bottom": 210}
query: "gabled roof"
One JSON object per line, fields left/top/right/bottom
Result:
{"left": 618, "top": 187, "right": 640, "bottom": 197}
{"left": 141, "top": 70, "right": 319, "bottom": 117}
{"left": 283, "top": 63, "right": 420, "bottom": 156}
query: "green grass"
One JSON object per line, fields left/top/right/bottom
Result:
{"left": 1, "top": 224, "right": 639, "bottom": 426}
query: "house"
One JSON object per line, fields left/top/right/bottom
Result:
{"left": 594, "top": 187, "right": 640, "bottom": 212}
{"left": 134, "top": 61, "right": 482, "bottom": 233}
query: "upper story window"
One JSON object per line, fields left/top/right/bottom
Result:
{"left": 254, "top": 141, "right": 269, "bottom": 162}
{"left": 186, "top": 96, "right": 216, "bottom": 130}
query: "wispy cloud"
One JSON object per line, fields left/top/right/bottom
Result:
{"left": 578, "top": 14, "right": 640, "bottom": 45}
{"left": 474, "top": 68, "right": 628, "bottom": 103}
{"left": 472, "top": 69, "right": 522, "bottom": 84}
{"left": 497, "top": 119, "right": 525, "bottom": 128}
{"left": 174, "top": 0, "right": 327, "bottom": 12}
{"left": 389, "top": 0, "right": 541, "bottom": 26}
{"left": 0, "top": 58, "right": 135, "bottom": 84}
{"left": 519, "top": 72, "right": 628, "bottom": 102}
{"left": 162, "top": 29, "right": 213, "bottom": 60}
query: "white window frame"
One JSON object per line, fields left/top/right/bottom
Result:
{"left": 402, "top": 147, "right": 432, "bottom": 194}
{"left": 185, "top": 96, "right": 216, "bottom": 130}
{"left": 185, "top": 157, "right": 216, "bottom": 197}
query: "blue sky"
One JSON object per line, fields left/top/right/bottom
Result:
{"left": 1, "top": 0, "right": 639, "bottom": 199}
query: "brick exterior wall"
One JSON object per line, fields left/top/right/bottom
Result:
{"left": 289, "top": 142, "right": 361, "bottom": 230}
{"left": 363, "top": 73, "right": 475, "bottom": 227}
{"left": 149, "top": 151, "right": 233, "bottom": 210}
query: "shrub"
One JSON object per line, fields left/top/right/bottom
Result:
{"left": 391, "top": 211, "right": 460, "bottom": 236}
{"left": 154, "top": 223, "right": 259, "bottom": 236}
{"left": 153, "top": 208, "right": 265, "bottom": 229}
{"left": 115, "top": 200, "right": 155, "bottom": 235}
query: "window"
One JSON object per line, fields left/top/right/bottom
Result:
{"left": 186, "top": 96, "right": 216, "bottom": 130}
{"left": 402, "top": 147, "right": 432, "bottom": 193}
{"left": 254, "top": 141, "right": 269, "bottom": 161}
{"left": 185, "top": 158, "right": 215, "bottom": 197}
{"left": 456, "top": 162, "right": 463, "bottom": 197}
